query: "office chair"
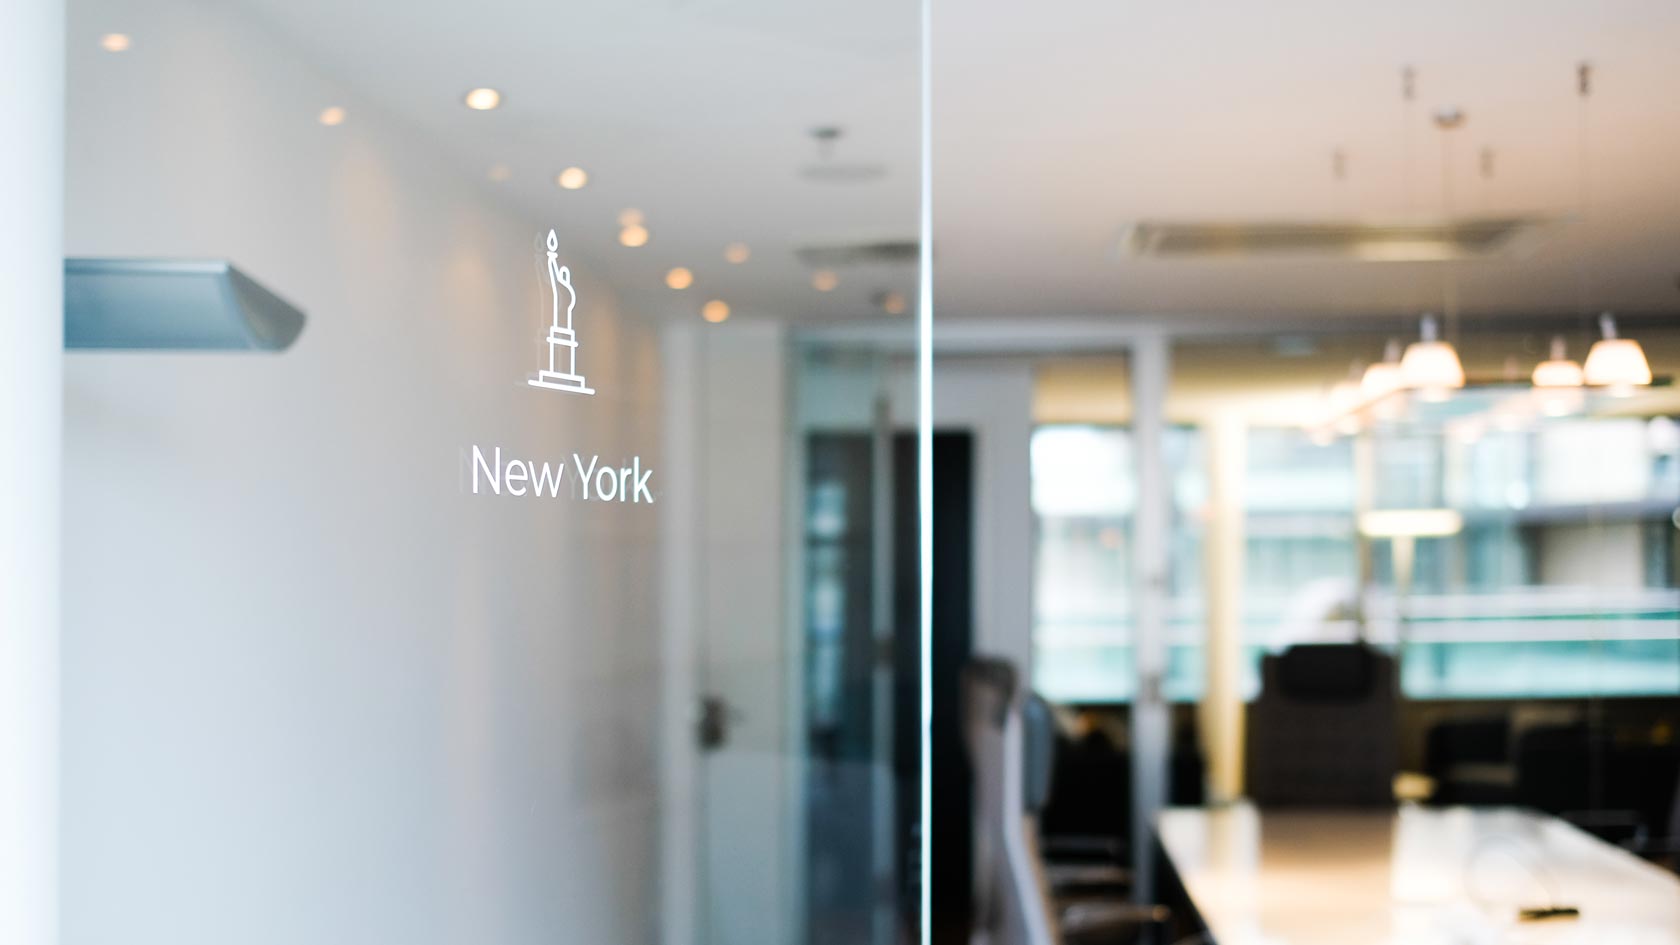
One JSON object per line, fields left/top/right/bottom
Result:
{"left": 963, "top": 657, "right": 1057, "bottom": 945}
{"left": 1022, "top": 693, "right": 1169, "bottom": 944}
{"left": 1246, "top": 643, "right": 1398, "bottom": 807}
{"left": 1515, "top": 723, "right": 1680, "bottom": 854}
{"left": 963, "top": 659, "right": 1169, "bottom": 945}
{"left": 1424, "top": 715, "right": 1517, "bottom": 806}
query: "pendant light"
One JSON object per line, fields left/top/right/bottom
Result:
{"left": 1403, "top": 103, "right": 1467, "bottom": 403}
{"left": 1531, "top": 335, "right": 1583, "bottom": 388}
{"left": 1531, "top": 335, "right": 1584, "bottom": 417}
{"left": 1401, "top": 313, "right": 1465, "bottom": 400}
{"left": 1361, "top": 339, "right": 1405, "bottom": 399}
{"left": 1583, "top": 312, "right": 1652, "bottom": 394}
{"left": 1565, "top": 63, "right": 1648, "bottom": 397}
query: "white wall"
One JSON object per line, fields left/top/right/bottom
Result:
{"left": 1, "top": 4, "right": 64, "bottom": 945}
{"left": 699, "top": 323, "right": 794, "bottom": 943}
{"left": 660, "top": 321, "right": 797, "bottom": 945}
{"left": 62, "top": 1, "right": 665, "bottom": 942}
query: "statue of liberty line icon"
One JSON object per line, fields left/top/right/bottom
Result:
{"left": 528, "top": 229, "right": 595, "bottom": 395}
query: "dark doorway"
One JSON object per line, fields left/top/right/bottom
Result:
{"left": 799, "top": 430, "right": 975, "bottom": 944}
{"left": 895, "top": 432, "right": 975, "bottom": 945}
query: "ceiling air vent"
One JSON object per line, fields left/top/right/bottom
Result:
{"left": 1121, "top": 217, "right": 1553, "bottom": 262}
{"left": 796, "top": 240, "right": 920, "bottom": 268}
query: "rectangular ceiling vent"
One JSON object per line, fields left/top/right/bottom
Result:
{"left": 795, "top": 239, "right": 920, "bottom": 268}
{"left": 1121, "top": 217, "right": 1553, "bottom": 262}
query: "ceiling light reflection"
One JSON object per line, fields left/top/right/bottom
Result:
{"left": 702, "top": 300, "right": 730, "bottom": 323}
{"left": 724, "top": 243, "right": 751, "bottom": 264}
{"left": 318, "top": 106, "right": 346, "bottom": 126}
{"left": 665, "top": 267, "right": 693, "bottom": 290}
{"left": 619, "top": 224, "right": 649, "bottom": 248}
{"left": 557, "top": 167, "right": 588, "bottom": 190}
{"left": 100, "top": 33, "right": 131, "bottom": 52}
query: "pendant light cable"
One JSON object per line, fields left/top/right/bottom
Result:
{"left": 1434, "top": 104, "right": 1465, "bottom": 347}
{"left": 1575, "top": 61, "right": 1593, "bottom": 323}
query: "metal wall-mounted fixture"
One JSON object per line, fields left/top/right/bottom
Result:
{"left": 64, "top": 258, "right": 305, "bottom": 351}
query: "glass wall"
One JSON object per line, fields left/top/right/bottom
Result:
{"left": 58, "top": 1, "right": 923, "bottom": 944}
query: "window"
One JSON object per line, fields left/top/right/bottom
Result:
{"left": 1030, "top": 425, "right": 1205, "bottom": 702}
{"left": 1030, "top": 414, "right": 1680, "bottom": 703}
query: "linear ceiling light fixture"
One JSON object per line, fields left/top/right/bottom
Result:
{"left": 1359, "top": 508, "right": 1464, "bottom": 538}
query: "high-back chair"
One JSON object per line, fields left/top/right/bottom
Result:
{"left": 963, "top": 657, "right": 1056, "bottom": 945}
{"left": 1246, "top": 643, "right": 1398, "bottom": 807}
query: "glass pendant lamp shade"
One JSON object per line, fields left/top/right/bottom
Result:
{"left": 1401, "top": 314, "right": 1465, "bottom": 398}
{"left": 1582, "top": 313, "right": 1651, "bottom": 392}
{"left": 1361, "top": 339, "right": 1405, "bottom": 399}
{"left": 1531, "top": 335, "right": 1584, "bottom": 388}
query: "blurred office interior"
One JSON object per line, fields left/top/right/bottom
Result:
{"left": 2, "top": 1, "right": 1678, "bottom": 945}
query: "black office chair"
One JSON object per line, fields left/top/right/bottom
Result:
{"left": 1424, "top": 715, "right": 1517, "bottom": 806}
{"left": 1515, "top": 723, "right": 1680, "bottom": 853}
{"left": 1246, "top": 643, "right": 1398, "bottom": 807}
{"left": 1022, "top": 693, "right": 1169, "bottom": 944}
{"left": 1039, "top": 720, "right": 1131, "bottom": 885}
{"left": 962, "top": 658, "right": 1168, "bottom": 945}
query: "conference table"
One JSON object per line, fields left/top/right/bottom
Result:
{"left": 1157, "top": 804, "right": 1680, "bottom": 945}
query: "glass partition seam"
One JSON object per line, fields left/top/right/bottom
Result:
{"left": 918, "top": 0, "right": 934, "bottom": 941}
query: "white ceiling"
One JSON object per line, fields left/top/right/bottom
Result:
{"left": 232, "top": 0, "right": 1680, "bottom": 327}
{"left": 935, "top": 0, "right": 1680, "bottom": 322}
{"left": 231, "top": 0, "right": 921, "bottom": 327}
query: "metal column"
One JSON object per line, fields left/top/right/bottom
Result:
{"left": 1128, "top": 334, "right": 1171, "bottom": 903}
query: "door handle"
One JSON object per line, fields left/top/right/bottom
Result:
{"left": 696, "top": 695, "right": 741, "bottom": 752}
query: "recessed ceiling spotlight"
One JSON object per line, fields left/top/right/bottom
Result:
{"left": 556, "top": 166, "right": 587, "bottom": 190}
{"left": 618, "top": 208, "right": 644, "bottom": 227}
{"left": 487, "top": 164, "right": 511, "bottom": 182}
{"left": 100, "top": 33, "right": 131, "bottom": 52}
{"left": 701, "top": 300, "right": 730, "bottom": 323}
{"left": 724, "top": 242, "right": 751, "bottom": 264}
{"left": 665, "top": 267, "right": 693, "bottom": 290}
{"left": 463, "top": 88, "right": 501, "bottom": 111}
{"left": 619, "top": 224, "right": 649, "bottom": 248}
{"left": 877, "top": 290, "right": 907, "bottom": 315}
{"left": 811, "top": 269, "right": 838, "bottom": 292}
{"left": 318, "top": 106, "right": 346, "bottom": 126}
